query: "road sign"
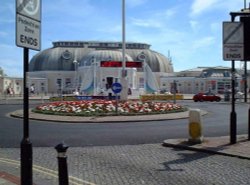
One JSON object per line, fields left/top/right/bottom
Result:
{"left": 16, "top": 0, "right": 41, "bottom": 51}
{"left": 111, "top": 83, "right": 122, "bottom": 94}
{"left": 223, "top": 22, "right": 244, "bottom": 61}
{"left": 16, "top": 0, "right": 41, "bottom": 21}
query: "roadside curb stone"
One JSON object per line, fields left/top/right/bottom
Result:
{"left": 10, "top": 109, "right": 208, "bottom": 123}
{"left": 163, "top": 135, "right": 250, "bottom": 160}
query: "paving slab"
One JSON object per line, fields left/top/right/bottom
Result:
{"left": 163, "top": 134, "right": 250, "bottom": 159}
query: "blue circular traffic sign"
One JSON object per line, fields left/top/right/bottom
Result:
{"left": 111, "top": 83, "right": 122, "bottom": 94}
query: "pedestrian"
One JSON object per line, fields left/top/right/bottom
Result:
{"left": 30, "top": 84, "right": 35, "bottom": 94}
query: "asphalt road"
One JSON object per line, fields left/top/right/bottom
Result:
{"left": 0, "top": 100, "right": 249, "bottom": 147}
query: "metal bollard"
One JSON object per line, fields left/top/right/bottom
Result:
{"left": 55, "top": 143, "right": 69, "bottom": 185}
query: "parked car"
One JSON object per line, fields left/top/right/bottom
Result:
{"left": 193, "top": 92, "right": 221, "bottom": 102}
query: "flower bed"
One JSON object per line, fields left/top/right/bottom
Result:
{"left": 33, "top": 100, "right": 187, "bottom": 117}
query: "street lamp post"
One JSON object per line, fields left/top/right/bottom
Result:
{"left": 120, "top": 0, "right": 128, "bottom": 100}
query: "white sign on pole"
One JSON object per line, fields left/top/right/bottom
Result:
{"left": 223, "top": 22, "right": 244, "bottom": 61}
{"left": 16, "top": 0, "right": 41, "bottom": 51}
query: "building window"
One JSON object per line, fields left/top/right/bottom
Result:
{"left": 57, "top": 79, "right": 62, "bottom": 87}
{"left": 223, "top": 71, "right": 230, "bottom": 77}
{"left": 65, "top": 78, "right": 71, "bottom": 87}
{"left": 41, "top": 86, "right": 45, "bottom": 92}
{"left": 139, "top": 78, "right": 144, "bottom": 88}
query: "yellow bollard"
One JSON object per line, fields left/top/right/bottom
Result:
{"left": 188, "top": 109, "right": 203, "bottom": 143}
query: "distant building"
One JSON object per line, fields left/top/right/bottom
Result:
{"left": 28, "top": 41, "right": 173, "bottom": 95}
{"left": 0, "top": 76, "right": 23, "bottom": 96}
{"left": 160, "top": 66, "right": 243, "bottom": 94}
{"left": 0, "top": 42, "right": 248, "bottom": 96}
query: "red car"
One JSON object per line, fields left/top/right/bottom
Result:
{"left": 193, "top": 92, "right": 221, "bottom": 102}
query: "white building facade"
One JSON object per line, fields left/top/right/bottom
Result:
{"left": 160, "top": 67, "right": 243, "bottom": 94}
{"left": 28, "top": 41, "right": 173, "bottom": 95}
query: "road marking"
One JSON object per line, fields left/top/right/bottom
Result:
{"left": 0, "top": 158, "right": 96, "bottom": 185}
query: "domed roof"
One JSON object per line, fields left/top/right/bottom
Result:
{"left": 29, "top": 41, "right": 173, "bottom": 73}
{"left": 29, "top": 47, "right": 92, "bottom": 71}
{"left": 79, "top": 50, "right": 133, "bottom": 66}
{"left": 123, "top": 49, "right": 173, "bottom": 72}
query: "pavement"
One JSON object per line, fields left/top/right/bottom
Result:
{"left": 0, "top": 135, "right": 250, "bottom": 185}
{"left": 1, "top": 94, "right": 250, "bottom": 184}
{"left": 163, "top": 134, "right": 250, "bottom": 160}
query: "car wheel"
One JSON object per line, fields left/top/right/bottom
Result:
{"left": 216, "top": 98, "right": 221, "bottom": 102}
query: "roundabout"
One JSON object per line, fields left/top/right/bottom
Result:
{"left": 10, "top": 99, "right": 198, "bottom": 123}
{"left": 2, "top": 100, "right": 249, "bottom": 147}
{"left": 10, "top": 108, "right": 203, "bottom": 123}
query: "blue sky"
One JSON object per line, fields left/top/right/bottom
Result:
{"left": 0, "top": 0, "right": 246, "bottom": 77}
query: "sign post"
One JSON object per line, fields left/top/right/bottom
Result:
{"left": 223, "top": 9, "right": 250, "bottom": 144}
{"left": 16, "top": 0, "right": 41, "bottom": 184}
{"left": 112, "top": 82, "right": 122, "bottom": 114}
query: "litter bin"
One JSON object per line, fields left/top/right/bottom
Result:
{"left": 224, "top": 91, "right": 230, "bottom": 101}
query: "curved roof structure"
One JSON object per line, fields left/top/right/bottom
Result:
{"left": 29, "top": 41, "right": 174, "bottom": 73}
{"left": 79, "top": 50, "right": 134, "bottom": 66}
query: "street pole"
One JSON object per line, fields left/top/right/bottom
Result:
{"left": 230, "top": 8, "right": 250, "bottom": 142}
{"left": 244, "top": 61, "right": 247, "bottom": 102}
{"left": 230, "top": 60, "right": 237, "bottom": 144}
{"left": 120, "top": 0, "right": 128, "bottom": 100}
{"left": 249, "top": 104, "right": 250, "bottom": 140}
{"left": 21, "top": 47, "right": 33, "bottom": 185}
{"left": 122, "top": 0, "right": 125, "bottom": 72}
{"left": 229, "top": 3, "right": 250, "bottom": 141}
{"left": 242, "top": 1, "right": 250, "bottom": 140}
{"left": 230, "top": 13, "right": 237, "bottom": 144}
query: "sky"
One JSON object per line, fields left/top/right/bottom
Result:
{"left": 0, "top": 0, "right": 247, "bottom": 77}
